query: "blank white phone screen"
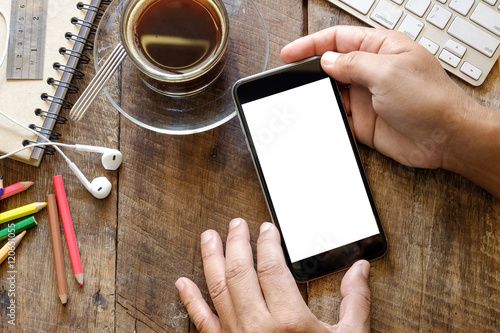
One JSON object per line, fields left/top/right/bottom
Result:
{"left": 242, "top": 78, "right": 380, "bottom": 263}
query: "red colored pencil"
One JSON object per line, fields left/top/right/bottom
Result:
{"left": 53, "top": 175, "right": 84, "bottom": 286}
{"left": 0, "top": 181, "right": 34, "bottom": 200}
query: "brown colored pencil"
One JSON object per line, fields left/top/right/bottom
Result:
{"left": 47, "top": 194, "right": 68, "bottom": 305}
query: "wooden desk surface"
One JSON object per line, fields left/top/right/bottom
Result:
{"left": 1, "top": 0, "right": 499, "bottom": 332}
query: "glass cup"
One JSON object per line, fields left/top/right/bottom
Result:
{"left": 120, "top": 0, "right": 230, "bottom": 97}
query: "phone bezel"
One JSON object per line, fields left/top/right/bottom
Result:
{"left": 232, "top": 57, "right": 388, "bottom": 282}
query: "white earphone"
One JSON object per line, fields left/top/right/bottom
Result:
{"left": 73, "top": 144, "right": 122, "bottom": 170}
{"left": 0, "top": 110, "right": 122, "bottom": 199}
{"left": 0, "top": 13, "right": 119, "bottom": 199}
{"left": 67, "top": 144, "right": 122, "bottom": 199}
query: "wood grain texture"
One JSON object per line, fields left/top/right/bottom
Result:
{"left": 0, "top": 0, "right": 499, "bottom": 332}
{"left": 307, "top": 1, "right": 500, "bottom": 332}
{"left": 113, "top": 1, "right": 304, "bottom": 332}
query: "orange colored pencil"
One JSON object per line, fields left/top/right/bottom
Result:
{"left": 0, "top": 181, "right": 34, "bottom": 200}
{"left": 0, "top": 231, "right": 26, "bottom": 265}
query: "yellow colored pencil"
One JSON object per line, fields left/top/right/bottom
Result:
{"left": 0, "top": 231, "right": 27, "bottom": 264}
{"left": 0, "top": 202, "right": 47, "bottom": 224}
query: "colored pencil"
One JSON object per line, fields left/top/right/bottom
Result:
{"left": 0, "top": 181, "right": 34, "bottom": 200}
{"left": 53, "top": 175, "right": 83, "bottom": 286}
{"left": 0, "top": 202, "right": 46, "bottom": 224}
{"left": 0, "top": 176, "right": 3, "bottom": 200}
{"left": 47, "top": 194, "right": 68, "bottom": 305}
{"left": 0, "top": 231, "right": 26, "bottom": 265}
{"left": 0, "top": 216, "right": 37, "bottom": 241}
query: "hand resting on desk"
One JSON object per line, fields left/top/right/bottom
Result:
{"left": 282, "top": 26, "right": 500, "bottom": 200}
{"left": 176, "top": 218, "right": 371, "bottom": 333}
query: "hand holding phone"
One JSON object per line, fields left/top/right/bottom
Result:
{"left": 232, "top": 57, "right": 387, "bottom": 282}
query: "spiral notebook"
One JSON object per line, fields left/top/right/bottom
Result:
{"left": 0, "top": 0, "right": 106, "bottom": 167}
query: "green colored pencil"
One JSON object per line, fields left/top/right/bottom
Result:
{"left": 0, "top": 216, "right": 38, "bottom": 241}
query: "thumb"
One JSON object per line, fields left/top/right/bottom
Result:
{"left": 321, "top": 51, "right": 386, "bottom": 89}
{"left": 334, "top": 260, "right": 372, "bottom": 333}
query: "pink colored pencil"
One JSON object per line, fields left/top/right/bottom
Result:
{"left": 53, "top": 175, "right": 84, "bottom": 286}
{"left": 0, "top": 181, "right": 34, "bottom": 200}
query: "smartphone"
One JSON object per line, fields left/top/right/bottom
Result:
{"left": 232, "top": 57, "right": 388, "bottom": 282}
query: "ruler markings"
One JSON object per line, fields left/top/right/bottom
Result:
{"left": 6, "top": 0, "right": 48, "bottom": 80}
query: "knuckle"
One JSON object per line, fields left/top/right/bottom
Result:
{"left": 201, "top": 248, "right": 216, "bottom": 261}
{"left": 340, "top": 51, "right": 360, "bottom": 72}
{"left": 180, "top": 292, "right": 196, "bottom": 310}
{"left": 201, "top": 246, "right": 218, "bottom": 263}
{"left": 357, "top": 285, "right": 372, "bottom": 306}
{"left": 194, "top": 315, "right": 216, "bottom": 333}
{"left": 226, "top": 229, "right": 247, "bottom": 244}
{"left": 207, "top": 276, "right": 229, "bottom": 304}
{"left": 257, "top": 258, "right": 285, "bottom": 280}
{"left": 225, "top": 259, "right": 253, "bottom": 283}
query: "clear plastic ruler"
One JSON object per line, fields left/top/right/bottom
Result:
{"left": 6, "top": 0, "right": 49, "bottom": 79}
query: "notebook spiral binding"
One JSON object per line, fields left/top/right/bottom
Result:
{"left": 65, "top": 32, "right": 94, "bottom": 51}
{"left": 31, "top": 0, "right": 109, "bottom": 159}
{"left": 23, "top": 140, "right": 56, "bottom": 155}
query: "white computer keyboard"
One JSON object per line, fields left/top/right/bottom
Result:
{"left": 326, "top": 0, "right": 500, "bottom": 86}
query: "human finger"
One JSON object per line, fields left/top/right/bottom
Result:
{"left": 256, "top": 222, "right": 308, "bottom": 312}
{"left": 175, "top": 277, "right": 223, "bottom": 333}
{"left": 200, "top": 229, "right": 237, "bottom": 328}
{"left": 224, "top": 218, "right": 268, "bottom": 321}
{"left": 321, "top": 50, "right": 399, "bottom": 90}
{"left": 334, "top": 260, "right": 371, "bottom": 333}
{"left": 281, "top": 25, "right": 409, "bottom": 63}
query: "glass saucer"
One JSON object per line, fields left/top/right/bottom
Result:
{"left": 94, "top": 0, "right": 269, "bottom": 134}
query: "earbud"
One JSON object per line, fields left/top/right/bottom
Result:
{"left": 89, "top": 177, "right": 113, "bottom": 199}
{"left": 74, "top": 144, "right": 123, "bottom": 170}
{"left": 0, "top": 109, "right": 120, "bottom": 199}
{"left": 68, "top": 162, "right": 112, "bottom": 199}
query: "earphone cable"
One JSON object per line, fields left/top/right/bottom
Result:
{"left": 0, "top": 142, "right": 74, "bottom": 160}
{"left": 0, "top": 109, "right": 72, "bottom": 164}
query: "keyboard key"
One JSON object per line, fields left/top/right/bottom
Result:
{"left": 419, "top": 36, "right": 439, "bottom": 54}
{"left": 370, "top": 0, "right": 403, "bottom": 29}
{"left": 444, "top": 39, "right": 467, "bottom": 57}
{"left": 470, "top": 3, "right": 500, "bottom": 38}
{"left": 426, "top": 5, "right": 452, "bottom": 30}
{"left": 449, "top": 0, "right": 475, "bottom": 16}
{"left": 392, "top": 0, "right": 404, "bottom": 4}
{"left": 460, "top": 62, "right": 482, "bottom": 80}
{"left": 398, "top": 14, "right": 424, "bottom": 40}
{"left": 447, "top": 17, "right": 500, "bottom": 57}
{"left": 405, "top": 0, "right": 431, "bottom": 17}
{"left": 439, "top": 49, "right": 461, "bottom": 67}
{"left": 482, "top": 0, "right": 496, "bottom": 5}
{"left": 339, "top": 0, "right": 376, "bottom": 15}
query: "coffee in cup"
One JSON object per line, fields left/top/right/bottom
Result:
{"left": 120, "top": 0, "right": 230, "bottom": 97}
